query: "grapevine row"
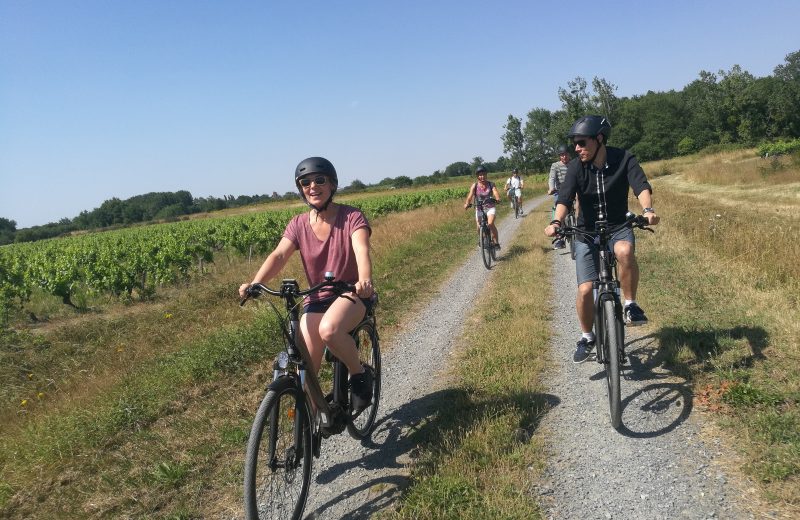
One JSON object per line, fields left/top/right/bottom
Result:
{"left": 0, "top": 188, "right": 464, "bottom": 318}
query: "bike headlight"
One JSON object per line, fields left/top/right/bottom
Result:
{"left": 276, "top": 351, "right": 289, "bottom": 369}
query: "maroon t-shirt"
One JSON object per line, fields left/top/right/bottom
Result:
{"left": 283, "top": 205, "right": 371, "bottom": 304}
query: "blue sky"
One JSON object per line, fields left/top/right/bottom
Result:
{"left": 1, "top": 0, "right": 798, "bottom": 228}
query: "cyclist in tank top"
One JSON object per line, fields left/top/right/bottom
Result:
{"left": 464, "top": 165, "right": 502, "bottom": 249}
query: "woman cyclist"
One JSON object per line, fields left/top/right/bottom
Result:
{"left": 464, "top": 165, "right": 502, "bottom": 249}
{"left": 238, "top": 157, "right": 375, "bottom": 410}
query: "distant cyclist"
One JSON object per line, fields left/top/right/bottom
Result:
{"left": 504, "top": 169, "right": 524, "bottom": 215}
{"left": 464, "top": 165, "right": 502, "bottom": 249}
{"left": 548, "top": 145, "right": 570, "bottom": 249}
{"left": 239, "top": 157, "right": 375, "bottom": 409}
{"left": 544, "top": 116, "right": 660, "bottom": 363}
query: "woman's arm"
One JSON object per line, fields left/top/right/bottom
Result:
{"left": 351, "top": 227, "right": 374, "bottom": 298}
{"left": 238, "top": 237, "right": 297, "bottom": 297}
{"left": 464, "top": 182, "right": 476, "bottom": 208}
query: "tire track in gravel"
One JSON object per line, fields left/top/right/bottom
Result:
{"left": 532, "top": 240, "right": 761, "bottom": 519}
{"left": 299, "top": 196, "right": 548, "bottom": 519}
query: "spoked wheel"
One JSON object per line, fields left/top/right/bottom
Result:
{"left": 513, "top": 197, "right": 520, "bottom": 219}
{"left": 480, "top": 226, "right": 492, "bottom": 269}
{"left": 602, "top": 299, "right": 623, "bottom": 429}
{"left": 565, "top": 212, "right": 577, "bottom": 260}
{"left": 347, "top": 321, "right": 382, "bottom": 439}
{"left": 244, "top": 380, "right": 313, "bottom": 520}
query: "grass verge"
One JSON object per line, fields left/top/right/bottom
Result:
{"left": 0, "top": 201, "right": 479, "bottom": 518}
{"left": 383, "top": 202, "right": 552, "bottom": 519}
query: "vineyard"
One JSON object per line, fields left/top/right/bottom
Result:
{"left": 0, "top": 187, "right": 465, "bottom": 322}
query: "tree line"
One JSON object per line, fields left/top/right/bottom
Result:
{"left": 502, "top": 50, "right": 800, "bottom": 172}
{"left": 0, "top": 190, "right": 300, "bottom": 245}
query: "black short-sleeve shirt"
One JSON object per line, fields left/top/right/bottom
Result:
{"left": 556, "top": 146, "right": 652, "bottom": 230}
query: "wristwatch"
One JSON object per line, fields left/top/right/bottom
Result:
{"left": 643, "top": 207, "right": 655, "bottom": 214}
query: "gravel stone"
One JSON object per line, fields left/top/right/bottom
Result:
{"left": 533, "top": 232, "right": 754, "bottom": 520}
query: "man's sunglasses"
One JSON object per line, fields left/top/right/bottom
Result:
{"left": 299, "top": 175, "right": 328, "bottom": 187}
{"left": 572, "top": 138, "right": 594, "bottom": 148}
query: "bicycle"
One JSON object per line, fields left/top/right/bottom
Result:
{"left": 510, "top": 188, "right": 523, "bottom": 219}
{"left": 564, "top": 207, "right": 577, "bottom": 260}
{"left": 554, "top": 213, "right": 653, "bottom": 429}
{"left": 240, "top": 274, "right": 381, "bottom": 520}
{"left": 467, "top": 197, "right": 499, "bottom": 269}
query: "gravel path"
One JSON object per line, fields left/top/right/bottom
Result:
{"left": 301, "top": 198, "right": 542, "bottom": 519}
{"left": 533, "top": 236, "right": 757, "bottom": 519}
{"left": 260, "top": 197, "right": 761, "bottom": 520}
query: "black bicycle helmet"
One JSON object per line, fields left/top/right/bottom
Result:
{"left": 557, "top": 144, "right": 569, "bottom": 154}
{"left": 475, "top": 165, "right": 488, "bottom": 175}
{"left": 567, "top": 115, "right": 611, "bottom": 143}
{"left": 294, "top": 156, "right": 338, "bottom": 211}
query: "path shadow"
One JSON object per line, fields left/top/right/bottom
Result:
{"left": 497, "top": 244, "right": 531, "bottom": 262}
{"left": 656, "top": 325, "right": 769, "bottom": 373}
{"left": 306, "top": 388, "right": 560, "bottom": 518}
{"left": 586, "top": 333, "right": 693, "bottom": 437}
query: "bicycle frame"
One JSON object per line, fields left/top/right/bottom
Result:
{"left": 248, "top": 277, "right": 369, "bottom": 431}
{"left": 591, "top": 220, "right": 623, "bottom": 366}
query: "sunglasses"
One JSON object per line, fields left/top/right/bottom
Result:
{"left": 572, "top": 138, "right": 593, "bottom": 148}
{"left": 299, "top": 175, "right": 328, "bottom": 188}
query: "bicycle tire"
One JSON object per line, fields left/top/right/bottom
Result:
{"left": 565, "top": 212, "right": 577, "bottom": 260}
{"left": 602, "top": 299, "right": 622, "bottom": 429}
{"left": 347, "top": 321, "right": 382, "bottom": 439}
{"left": 513, "top": 196, "right": 520, "bottom": 219}
{"left": 480, "top": 226, "right": 492, "bottom": 269}
{"left": 244, "top": 378, "right": 313, "bottom": 520}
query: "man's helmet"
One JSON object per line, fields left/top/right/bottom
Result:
{"left": 567, "top": 115, "right": 612, "bottom": 143}
{"left": 512, "top": 168, "right": 519, "bottom": 174}
{"left": 475, "top": 165, "right": 487, "bottom": 175}
{"left": 557, "top": 144, "right": 569, "bottom": 154}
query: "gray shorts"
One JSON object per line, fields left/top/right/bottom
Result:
{"left": 574, "top": 226, "right": 635, "bottom": 285}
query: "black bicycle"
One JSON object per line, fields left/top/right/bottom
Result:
{"left": 564, "top": 207, "right": 577, "bottom": 260}
{"left": 555, "top": 213, "right": 653, "bottom": 429}
{"left": 241, "top": 274, "right": 381, "bottom": 520}
{"left": 510, "top": 188, "right": 522, "bottom": 219}
{"left": 467, "top": 197, "right": 498, "bottom": 269}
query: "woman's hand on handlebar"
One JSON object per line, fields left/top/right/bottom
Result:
{"left": 239, "top": 282, "right": 254, "bottom": 299}
{"left": 354, "top": 279, "right": 374, "bottom": 298}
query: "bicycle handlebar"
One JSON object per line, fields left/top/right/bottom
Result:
{"left": 554, "top": 212, "right": 655, "bottom": 241}
{"left": 240, "top": 272, "right": 356, "bottom": 306}
{"left": 466, "top": 197, "right": 498, "bottom": 209}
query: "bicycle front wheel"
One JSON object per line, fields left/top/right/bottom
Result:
{"left": 513, "top": 197, "right": 520, "bottom": 218}
{"left": 602, "top": 299, "right": 623, "bottom": 429}
{"left": 565, "top": 212, "right": 577, "bottom": 260}
{"left": 347, "top": 321, "right": 382, "bottom": 439}
{"left": 244, "top": 379, "right": 313, "bottom": 520}
{"left": 480, "top": 226, "right": 492, "bottom": 269}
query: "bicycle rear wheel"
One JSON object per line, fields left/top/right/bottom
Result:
{"left": 602, "top": 299, "right": 623, "bottom": 429}
{"left": 347, "top": 321, "right": 382, "bottom": 439}
{"left": 480, "top": 227, "right": 492, "bottom": 269}
{"left": 244, "top": 379, "right": 312, "bottom": 520}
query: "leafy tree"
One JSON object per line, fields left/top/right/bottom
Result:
{"left": 346, "top": 179, "right": 367, "bottom": 191}
{"left": 501, "top": 115, "right": 526, "bottom": 171}
{"left": 0, "top": 218, "right": 16, "bottom": 245}
{"left": 444, "top": 161, "right": 471, "bottom": 177}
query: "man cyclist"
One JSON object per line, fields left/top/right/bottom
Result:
{"left": 544, "top": 116, "right": 660, "bottom": 363}
{"left": 504, "top": 169, "right": 524, "bottom": 214}
{"left": 548, "top": 145, "right": 570, "bottom": 249}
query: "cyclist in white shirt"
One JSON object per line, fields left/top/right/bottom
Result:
{"left": 504, "top": 169, "right": 524, "bottom": 214}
